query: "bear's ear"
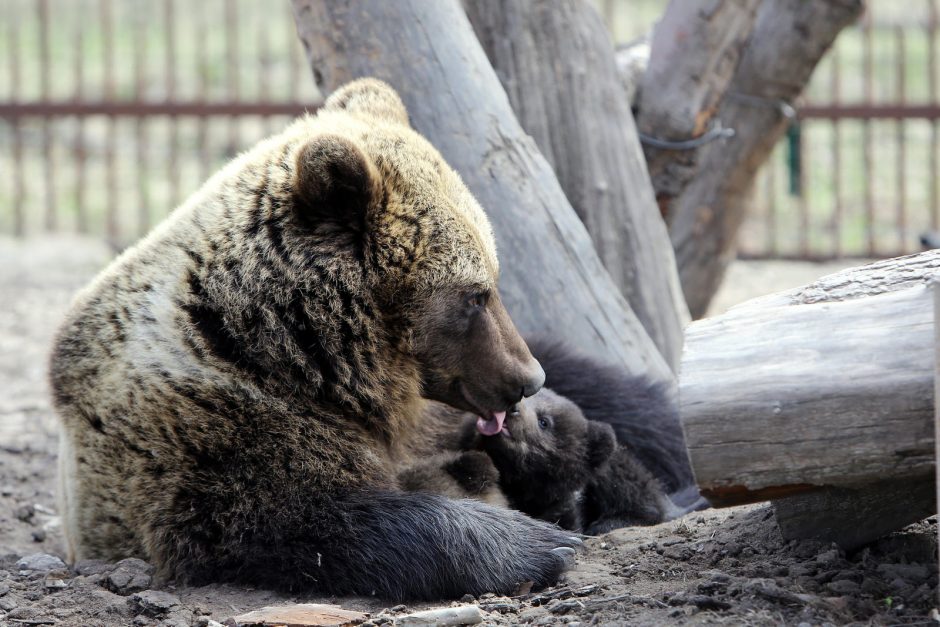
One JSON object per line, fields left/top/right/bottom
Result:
{"left": 294, "top": 134, "right": 379, "bottom": 234}
{"left": 586, "top": 421, "right": 617, "bottom": 469}
{"left": 323, "top": 78, "right": 411, "bottom": 127}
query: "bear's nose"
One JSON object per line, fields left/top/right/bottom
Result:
{"left": 520, "top": 359, "right": 545, "bottom": 398}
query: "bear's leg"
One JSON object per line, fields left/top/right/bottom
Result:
{"left": 172, "top": 490, "right": 578, "bottom": 600}
{"left": 309, "top": 491, "right": 577, "bottom": 599}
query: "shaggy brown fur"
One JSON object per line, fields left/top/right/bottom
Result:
{"left": 50, "top": 78, "right": 576, "bottom": 600}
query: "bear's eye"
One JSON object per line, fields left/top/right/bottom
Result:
{"left": 537, "top": 415, "right": 552, "bottom": 430}
{"left": 465, "top": 291, "right": 488, "bottom": 311}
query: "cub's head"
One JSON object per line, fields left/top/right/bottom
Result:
{"left": 292, "top": 78, "right": 543, "bottom": 419}
{"left": 472, "top": 388, "right": 617, "bottom": 495}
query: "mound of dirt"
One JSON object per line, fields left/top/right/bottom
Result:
{"left": 0, "top": 237, "right": 936, "bottom": 625}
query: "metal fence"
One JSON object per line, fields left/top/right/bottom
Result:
{"left": 2, "top": 0, "right": 939, "bottom": 259}
{"left": 0, "top": 0, "right": 319, "bottom": 246}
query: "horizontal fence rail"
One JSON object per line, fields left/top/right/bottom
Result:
{"left": 2, "top": 0, "right": 940, "bottom": 261}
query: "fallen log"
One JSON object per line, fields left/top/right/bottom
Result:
{"left": 679, "top": 253, "right": 939, "bottom": 507}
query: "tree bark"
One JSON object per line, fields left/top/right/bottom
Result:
{"left": 680, "top": 253, "right": 938, "bottom": 507}
{"left": 668, "top": 0, "right": 864, "bottom": 318}
{"left": 636, "top": 0, "right": 759, "bottom": 218}
{"left": 464, "top": 0, "right": 689, "bottom": 372}
{"left": 290, "top": 0, "right": 672, "bottom": 384}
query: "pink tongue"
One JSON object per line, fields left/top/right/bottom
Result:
{"left": 476, "top": 411, "right": 507, "bottom": 436}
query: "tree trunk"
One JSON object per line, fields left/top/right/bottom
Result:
{"left": 668, "top": 0, "right": 864, "bottom": 318}
{"left": 290, "top": 0, "right": 672, "bottom": 384}
{"left": 636, "top": 0, "right": 759, "bottom": 219}
{"left": 464, "top": 0, "right": 689, "bottom": 372}
{"left": 680, "top": 253, "right": 939, "bottom": 507}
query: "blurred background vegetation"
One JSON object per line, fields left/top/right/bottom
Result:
{"left": 1, "top": 0, "right": 937, "bottom": 259}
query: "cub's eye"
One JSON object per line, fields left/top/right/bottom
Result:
{"left": 537, "top": 415, "right": 552, "bottom": 430}
{"left": 465, "top": 291, "right": 488, "bottom": 311}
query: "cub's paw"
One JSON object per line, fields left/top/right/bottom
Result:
{"left": 444, "top": 450, "right": 499, "bottom": 495}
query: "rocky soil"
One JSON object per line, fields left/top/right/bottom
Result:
{"left": 0, "top": 236, "right": 936, "bottom": 626}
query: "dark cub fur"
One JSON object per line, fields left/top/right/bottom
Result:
{"left": 460, "top": 389, "right": 670, "bottom": 533}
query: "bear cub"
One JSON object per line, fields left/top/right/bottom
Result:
{"left": 404, "top": 388, "right": 670, "bottom": 533}
{"left": 462, "top": 388, "right": 670, "bottom": 534}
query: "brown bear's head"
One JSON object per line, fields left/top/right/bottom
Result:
{"left": 293, "top": 78, "right": 544, "bottom": 424}
{"left": 472, "top": 388, "right": 617, "bottom": 498}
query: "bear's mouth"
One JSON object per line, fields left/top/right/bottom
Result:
{"left": 475, "top": 411, "right": 506, "bottom": 436}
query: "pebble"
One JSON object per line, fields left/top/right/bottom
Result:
{"left": 15, "top": 553, "right": 66, "bottom": 572}
{"left": 825, "top": 579, "right": 859, "bottom": 595}
{"left": 73, "top": 559, "right": 114, "bottom": 576}
{"left": 13, "top": 504, "right": 34, "bottom": 522}
{"left": 0, "top": 597, "right": 16, "bottom": 611}
{"left": 106, "top": 558, "right": 155, "bottom": 595}
{"left": 31, "top": 529, "right": 47, "bottom": 543}
{"left": 0, "top": 582, "right": 9, "bottom": 596}
{"left": 129, "top": 589, "right": 182, "bottom": 617}
{"left": 876, "top": 563, "right": 929, "bottom": 583}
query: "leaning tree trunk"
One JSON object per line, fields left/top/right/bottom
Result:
{"left": 464, "top": 0, "right": 689, "bottom": 372}
{"left": 667, "top": 0, "right": 864, "bottom": 318}
{"left": 636, "top": 0, "right": 759, "bottom": 219}
{"left": 290, "top": 0, "right": 672, "bottom": 384}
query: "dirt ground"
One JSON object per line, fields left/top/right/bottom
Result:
{"left": 0, "top": 236, "right": 936, "bottom": 626}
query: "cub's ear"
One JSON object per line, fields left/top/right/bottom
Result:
{"left": 294, "top": 135, "right": 379, "bottom": 232}
{"left": 324, "top": 78, "right": 410, "bottom": 127}
{"left": 586, "top": 421, "right": 617, "bottom": 469}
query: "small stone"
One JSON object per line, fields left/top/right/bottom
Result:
{"left": 106, "top": 558, "right": 155, "bottom": 595}
{"left": 0, "top": 485, "right": 15, "bottom": 497}
{"left": 0, "top": 583, "right": 9, "bottom": 596}
{"left": 876, "top": 562, "right": 930, "bottom": 583}
{"left": 44, "top": 575, "right": 69, "bottom": 590}
{"left": 74, "top": 559, "right": 113, "bottom": 576}
{"left": 460, "top": 594, "right": 475, "bottom": 603}
{"left": 815, "top": 549, "right": 840, "bottom": 567}
{"left": 129, "top": 589, "right": 182, "bottom": 617}
{"left": 31, "top": 529, "right": 47, "bottom": 543}
{"left": 0, "top": 597, "right": 17, "bottom": 611}
{"left": 825, "top": 580, "right": 859, "bottom": 595}
{"left": 15, "top": 553, "right": 66, "bottom": 572}
{"left": 13, "top": 504, "right": 34, "bottom": 522}
{"left": 702, "top": 569, "right": 731, "bottom": 583}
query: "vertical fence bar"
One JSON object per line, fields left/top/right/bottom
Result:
{"left": 930, "top": 0, "right": 939, "bottom": 231}
{"left": 288, "top": 11, "right": 302, "bottom": 102}
{"left": 765, "top": 152, "right": 778, "bottom": 257}
{"left": 38, "top": 0, "right": 56, "bottom": 231}
{"left": 863, "top": 9, "right": 876, "bottom": 256}
{"left": 102, "top": 0, "right": 118, "bottom": 242}
{"left": 895, "top": 25, "right": 907, "bottom": 254}
{"left": 134, "top": 4, "right": 150, "bottom": 236}
{"left": 8, "top": 13, "right": 24, "bottom": 236}
{"left": 73, "top": 7, "right": 88, "bottom": 233}
{"left": 196, "top": 0, "right": 211, "bottom": 184}
{"left": 258, "top": 2, "right": 273, "bottom": 136}
{"left": 165, "top": 0, "right": 180, "bottom": 210}
{"left": 225, "top": 0, "right": 239, "bottom": 153}
{"left": 799, "top": 120, "right": 810, "bottom": 257}
{"left": 831, "top": 45, "right": 843, "bottom": 258}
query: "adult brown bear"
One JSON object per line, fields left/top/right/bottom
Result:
{"left": 50, "top": 78, "right": 578, "bottom": 600}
